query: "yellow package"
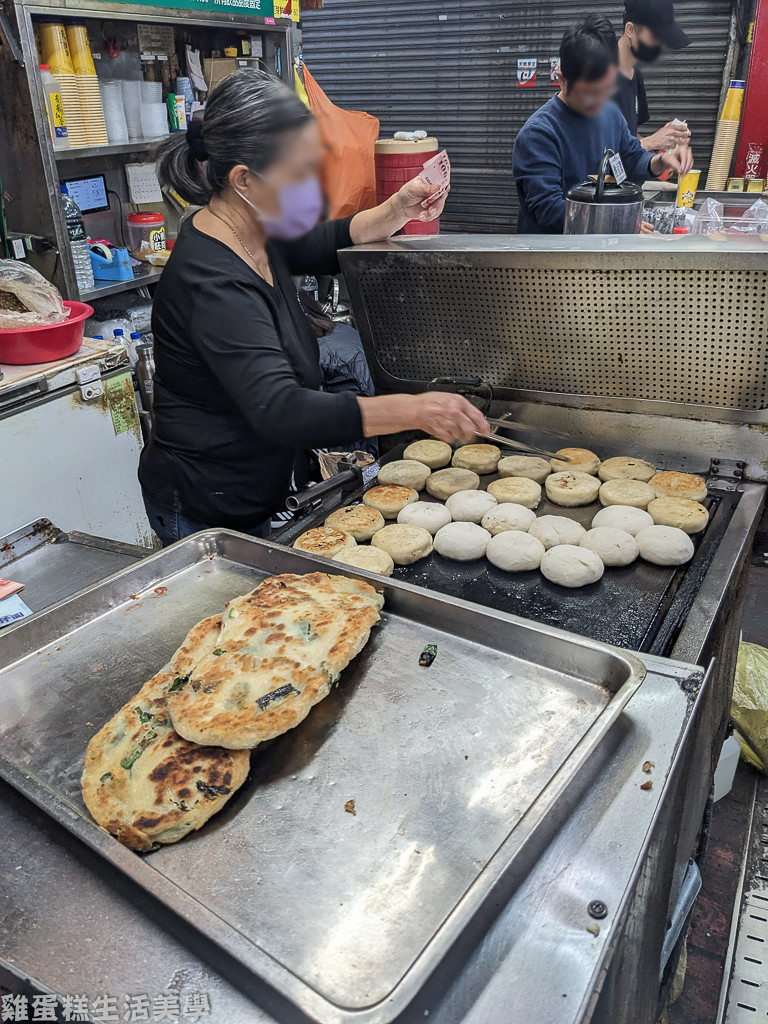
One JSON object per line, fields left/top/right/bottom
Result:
{"left": 732, "top": 641, "right": 768, "bottom": 774}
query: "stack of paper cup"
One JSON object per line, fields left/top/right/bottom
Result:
{"left": 140, "top": 80, "right": 162, "bottom": 104}
{"left": 140, "top": 102, "right": 169, "bottom": 140}
{"left": 100, "top": 80, "right": 129, "bottom": 145}
{"left": 120, "top": 80, "right": 143, "bottom": 141}
{"left": 706, "top": 80, "right": 746, "bottom": 191}
{"left": 40, "top": 23, "right": 86, "bottom": 148}
{"left": 66, "top": 25, "right": 108, "bottom": 147}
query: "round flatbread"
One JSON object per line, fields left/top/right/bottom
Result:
{"left": 82, "top": 654, "right": 251, "bottom": 851}
{"left": 528, "top": 515, "right": 586, "bottom": 549}
{"left": 332, "top": 545, "right": 394, "bottom": 577}
{"left": 636, "top": 525, "right": 695, "bottom": 566}
{"left": 433, "top": 521, "right": 492, "bottom": 561}
{"left": 397, "top": 501, "right": 452, "bottom": 535}
{"left": 580, "top": 527, "right": 639, "bottom": 567}
{"left": 445, "top": 489, "right": 497, "bottom": 523}
{"left": 545, "top": 471, "right": 601, "bottom": 507}
{"left": 486, "top": 530, "right": 545, "bottom": 572}
{"left": 426, "top": 468, "right": 481, "bottom": 500}
{"left": 363, "top": 484, "right": 419, "bottom": 519}
{"left": 403, "top": 439, "right": 453, "bottom": 469}
{"left": 550, "top": 448, "right": 600, "bottom": 475}
{"left": 599, "top": 479, "right": 655, "bottom": 509}
{"left": 377, "top": 459, "right": 431, "bottom": 490}
{"left": 540, "top": 545, "right": 604, "bottom": 588}
{"left": 497, "top": 455, "right": 552, "bottom": 484}
{"left": 325, "top": 504, "right": 385, "bottom": 542}
{"left": 481, "top": 503, "right": 537, "bottom": 535}
{"left": 651, "top": 471, "right": 708, "bottom": 503}
{"left": 598, "top": 456, "right": 656, "bottom": 483}
{"left": 452, "top": 443, "right": 501, "bottom": 475}
{"left": 371, "top": 524, "right": 433, "bottom": 564}
{"left": 591, "top": 505, "right": 654, "bottom": 536}
{"left": 487, "top": 476, "right": 542, "bottom": 509}
{"left": 294, "top": 527, "right": 356, "bottom": 558}
{"left": 648, "top": 497, "right": 709, "bottom": 534}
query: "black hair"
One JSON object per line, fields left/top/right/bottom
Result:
{"left": 156, "top": 69, "right": 314, "bottom": 206}
{"left": 559, "top": 15, "right": 619, "bottom": 85}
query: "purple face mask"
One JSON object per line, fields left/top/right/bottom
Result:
{"left": 235, "top": 176, "right": 323, "bottom": 240}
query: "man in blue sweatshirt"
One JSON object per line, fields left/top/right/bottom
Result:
{"left": 512, "top": 14, "right": 693, "bottom": 233}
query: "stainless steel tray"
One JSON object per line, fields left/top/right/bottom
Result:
{"left": 0, "top": 532, "right": 645, "bottom": 1024}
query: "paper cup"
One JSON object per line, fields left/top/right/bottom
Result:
{"left": 721, "top": 81, "right": 746, "bottom": 122}
{"left": 675, "top": 170, "right": 701, "bottom": 208}
{"left": 40, "top": 23, "right": 74, "bottom": 76}
{"left": 66, "top": 25, "right": 96, "bottom": 76}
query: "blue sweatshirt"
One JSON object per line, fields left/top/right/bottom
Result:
{"left": 512, "top": 95, "right": 656, "bottom": 233}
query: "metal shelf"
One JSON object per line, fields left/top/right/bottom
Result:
{"left": 80, "top": 267, "right": 162, "bottom": 302}
{"left": 54, "top": 141, "right": 159, "bottom": 162}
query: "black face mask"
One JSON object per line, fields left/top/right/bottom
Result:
{"left": 630, "top": 37, "right": 662, "bottom": 62}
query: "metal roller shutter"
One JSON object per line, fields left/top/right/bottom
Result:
{"left": 302, "top": 0, "right": 734, "bottom": 231}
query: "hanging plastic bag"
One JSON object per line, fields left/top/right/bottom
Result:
{"left": 731, "top": 641, "right": 768, "bottom": 773}
{"left": 0, "top": 259, "right": 67, "bottom": 329}
{"left": 302, "top": 64, "right": 380, "bottom": 219}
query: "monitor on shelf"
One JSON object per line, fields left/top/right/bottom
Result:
{"left": 60, "top": 173, "right": 110, "bottom": 214}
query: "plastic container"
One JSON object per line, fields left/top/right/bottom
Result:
{"left": 60, "top": 186, "right": 94, "bottom": 293}
{"left": 39, "top": 65, "right": 69, "bottom": 151}
{"left": 126, "top": 212, "right": 166, "bottom": 254}
{"left": 714, "top": 735, "right": 741, "bottom": 802}
{"left": 0, "top": 300, "right": 93, "bottom": 364}
{"left": 374, "top": 137, "right": 440, "bottom": 236}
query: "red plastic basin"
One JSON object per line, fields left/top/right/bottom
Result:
{"left": 0, "top": 300, "right": 94, "bottom": 365}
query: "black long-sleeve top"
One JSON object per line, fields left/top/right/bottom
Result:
{"left": 138, "top": 215, "right": 362, "bottom": 528}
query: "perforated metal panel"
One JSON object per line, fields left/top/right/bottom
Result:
{"left": 356, "top": 264, "right": 768, "bottom": 410}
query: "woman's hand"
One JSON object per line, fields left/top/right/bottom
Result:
{"left": 358, "top": 392, "right": 488, "bottom": 444}
{"left": 392, "top": 176, "right": 450, "bottom": 224}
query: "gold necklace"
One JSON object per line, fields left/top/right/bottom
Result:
{"left": 209, "top": 207, "right": 273, "bottom": 285}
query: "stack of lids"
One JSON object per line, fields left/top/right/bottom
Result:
{"left": 67, "top": 25, "right": 108, "bottom": 147}
{"left": 706, "top": 80, "right": 746, "bottom": 191}
{"left": 39, "top": 22, "right": 86, "bottom": 148}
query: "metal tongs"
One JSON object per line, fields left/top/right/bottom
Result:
{"left": 479, "top": 418, "right": 573, "bottom": 463}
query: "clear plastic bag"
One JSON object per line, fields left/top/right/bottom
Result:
{"left": 735, "top": 198, "right": 768, "bottom": 234}
{"left": 0, "top": 260, "right": 67, "bottom": 329}
{"left": 732, "top": 641, "right": 768, "bottom": 774}
{"left": 690, "top": 198, "right": 724, "bottom": 235}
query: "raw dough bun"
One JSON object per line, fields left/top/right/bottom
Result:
{"left": 452, "top": 443, "right": 502, "bottom": 475}
{"left": 403, "top": 439, "right": 452, "bottom": 469}
{"left": 487, "top": 476, "right": 542, "bottom": 509}
{"left": 481, "top": 503, "right": 537, "bottom": 535}
{"left": 486, "top": 530, "right": 545, "bottom": 572}
{"left": 445, "top": 489, "right": 497, "bottom": 523}
{"left": 592, "top": 505, "right": 654, "bottom": 536}
{"left": 545, "top": 471, "right": 601, "bottom": 507}
{"left": 397, "top": 501, "right": 452, "bottom": 535}
{"left": 635, "top": 525, "right": 695, "bottom": 566}
{"left": 433, "top": 522, "right": 492, "bottom": 561}
{"left": 363, "top": 484, "right": 419, "bottom": 519}
{"left": 371, "top": 524, "right": 433, "bottom": 565}
{"left": 540, "top": 545, "right": 604, "bottom": 588}
{"left": 550, "top": 448, "right": 601, "bottom": 475}
{"left": 598, "top": 456, "right": 656, "bottom": 483}
{"left": 580, "top": 527, "right": 639, "bottom": 567}
{"left": 497, "top": 455, "right": 552, "bottom": 484}
{"left": 648, "top": 497, "right": 709, "bottom": 534}
{"left": 325, "top": 504, "right": 385, "bottom": 542}
{"left": 378, "top": 459, "right": 431, "bottom": 490}
{"left": 599, "top": 479, "right": 656, "bottom": 509}
{"left": 426, "top": 468, "right": 481, "bottom": 500}
{"left": 332, "top": 545, "right": 394, "bottom": 577}
{"left": 293, "top": 527, "right": 356, "bottom": 558}
{"left": 528, "top": 515, "right": 586, "bottom": 549}
{"left": 651, "top": 471, "right": 708, "bottom": 503}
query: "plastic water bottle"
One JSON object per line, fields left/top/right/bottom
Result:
{"left": 299, "top": 275, "right": 319, "bottom": 302}
{"left": 60, "top": 186, "right": 94, "bottom": 294}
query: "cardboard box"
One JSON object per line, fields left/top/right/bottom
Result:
{"left": 205, "top": 56, "right": 264, "bottom": 92}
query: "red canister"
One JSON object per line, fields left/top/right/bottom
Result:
{"left": 374, "top": 137, "right": 440, "bottom": 236}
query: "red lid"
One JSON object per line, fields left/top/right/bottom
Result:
{"left": 126, "top": 213, "right": 165, "bottom": 224}
{"left": 673, "top": 227, "right": 689, "bottom": 234}
{"left": 39, "top": 64, "right": 51, "bottom": 70}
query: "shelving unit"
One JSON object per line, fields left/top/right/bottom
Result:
{"left": 54, "top": 141, "right": 159, "bottom": 162}
{"left": 80, "top": 265, "right": 163, "bottom": 301}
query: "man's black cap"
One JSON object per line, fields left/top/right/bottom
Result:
{"left": 624, "top": 0, "right": 691, "bottom": 49}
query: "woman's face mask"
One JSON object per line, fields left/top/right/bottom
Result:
{"left": 235, "top": 174, "right": 323, "bottom": 241}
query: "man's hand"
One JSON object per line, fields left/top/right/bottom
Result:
{"left": 653, "top": 145, "right": 695, "bottom": 178}
{"left": 642, "top": 121, "right": 691, "bottom": 152}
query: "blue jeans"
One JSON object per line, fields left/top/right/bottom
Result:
{"left": 142, "top": 492, "right": 271, "bottom": 547}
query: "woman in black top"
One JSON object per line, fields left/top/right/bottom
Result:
{"left": 140, "top": 70, "right": 486, "bottom": 544}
